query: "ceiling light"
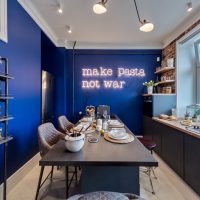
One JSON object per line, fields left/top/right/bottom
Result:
{"left": 66, "top": 25, "right": 72, "bottom": 34}
{"left": 133, "top": 0, "right": 154, "bottom": 32}
{"left": 187, "top": 2, "right": 193, "bottom": 12}
{"left": 93, "top": 0, "right": 108, "bottom": 14}
{"left": 140, "top": 20, "right": 154, "bottom": 32}
{"left": 58, "top": 3, "right": 63, "bottom": 14}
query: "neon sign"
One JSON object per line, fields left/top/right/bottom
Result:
{"left": 82, "top": 67, "right": 146, "bottom": 89}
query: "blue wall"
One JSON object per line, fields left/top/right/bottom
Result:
{"left": 0, "top": 0, "right": 41, "bottom": 183}
{"left": 41, "top": 32, "right": 67, "bottom": 125}
{"left": 66, "top": 50, "right": 162, "bottom": 134}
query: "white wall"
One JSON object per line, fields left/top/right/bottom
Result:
{"left": 176, "top": 33, "right": 200, "bottom": 117}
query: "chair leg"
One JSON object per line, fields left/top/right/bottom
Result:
{"left": 151, "top": 167, "right": 157, "bottom": 179}
{"left": 35, "top": 166, "right": 45, "bottom": 200}
{"left": 50, "top": 166, "right": 54, "bottom": 180}
{"left": 148, "top": 167, "right": 155, "bottom": 195}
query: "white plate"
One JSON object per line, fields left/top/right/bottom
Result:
{"left": 108, "top": 129, "right": 129, "bottom": 140}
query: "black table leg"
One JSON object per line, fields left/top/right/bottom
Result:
{"left": 75, "top": 166, "right": 78, "bottom": 182}
{"left": 65, "top": 166, "right": 69, "bottom": 199}
{"left": 35, "top": 166, "right": 45, "bottom": 200}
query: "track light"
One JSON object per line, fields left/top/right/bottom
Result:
{"left": 93, "top": 0, "right": 108, "bottom": 14}
{"left": 133, "top": 0, "right": 154, "bottom": 32}
{"left": 187, "top": 2, "right": 193, "bottom": 12}
{"left": 66, "top": 25, "right": 72, "bottom": 34}
{"left": 58, "top": 3, "right": 63, "bottom": 14}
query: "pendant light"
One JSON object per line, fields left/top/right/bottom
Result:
{"left": 93, "top": 0, "right": 108, "bottom": 14}
{"left": 133, "top": 0, "right": 154, "bottom": 32}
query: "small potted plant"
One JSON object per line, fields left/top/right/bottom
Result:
{"left": 143, "top": 80, "right": 155, "bottom": 94}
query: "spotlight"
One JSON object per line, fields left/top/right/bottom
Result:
{"left": 58, "top": 3, "right": 63, "bottom": 14}
{"left": 66, "top": 25, "right": 72, "bottom": 34}
{"left": 187, "top": 2, "right": 193, "bottom": 12}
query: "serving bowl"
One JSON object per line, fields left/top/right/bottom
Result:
{"left": 65, "top": 133, "right": 85, "bottom": 152}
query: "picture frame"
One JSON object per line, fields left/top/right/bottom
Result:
{"left": 0, "top": 0, "right": 8, "bottom": 43}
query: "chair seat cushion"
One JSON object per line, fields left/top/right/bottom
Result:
{"left": 138, "top": 137, "right": 156, "bottom": 150}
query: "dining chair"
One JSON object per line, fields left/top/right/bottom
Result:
{"left": 36, "top": 122, "right": 78, "bottom": 199}
{"left": 58, "top": 115, "right": 74, "bottom": 134}
{"left": 137, "top": 136, "right": 157, "bottom": 194}
{"left": 38, "top": 122, "right": 65, "bottom": 178}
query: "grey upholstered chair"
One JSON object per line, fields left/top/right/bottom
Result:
{"left": 38, "top": 122, "right": 65, "bottom": 157}
{"left": 58, "top": 115, "right": 74, "bottom": 134}
{"left": 68, "top": 191, "right": 144, "bottom": 200}
{"left": 38, "top": 122, "right": 65, "bottom": 180}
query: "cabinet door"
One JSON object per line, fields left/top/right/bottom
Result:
{"left": 185, "top": 135, "right": 200, "bottom": 195}
{"left": 162, "top": 126, "right": 184, "bottom": 177}
{"left": 143, "top": 116, "right": 153, "bottom": 140}
{"left": 152, "top": 121, "right": 162, "bottom": 155}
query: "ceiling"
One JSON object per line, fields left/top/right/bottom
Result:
{"left": 18, "top": 0, "right": 200, "bottom": 49}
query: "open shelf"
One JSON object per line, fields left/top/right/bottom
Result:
{"left": 155, "top": 67, "right": 175, "bottom": 74}
{"left": 143, "top": 93, "right": 176, "bottom": 96}
{"left": 0, "top": 116, "right": 14, "bottom": 122}
{"left": 0, "top": 136, "right": 13, "bottom": 145}
{"left": 0, "top": 95, "right": 14, "bottom": 100}
{"left": 0, "top": 74, "right": 14, "bottom": 80}
{"left": 156, "top": 80, "right": 175, "bottom": 86}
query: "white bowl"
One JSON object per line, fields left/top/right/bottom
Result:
{"left": 65, "top": 133, "right": 85, "bottom": 152}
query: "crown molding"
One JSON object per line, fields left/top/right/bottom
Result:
{"left": 163, "top": 7, "right": 200, "bottom": 47}
{"left": 17, "top": 0, "right": 59, "bottom": 47}
{"left": 65, "top": 41, "right": 163, "bottom": 50}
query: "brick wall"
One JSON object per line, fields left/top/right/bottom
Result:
{"left": 162, "top": 19, "right": 200, "bottom": 67}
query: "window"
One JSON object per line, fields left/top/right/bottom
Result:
{"left": 194, "top": 39, "right": 200, "bottom": 103}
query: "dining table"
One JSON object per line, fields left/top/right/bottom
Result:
{"left": 35, "top": 116, "right": 158, "bottom": 199}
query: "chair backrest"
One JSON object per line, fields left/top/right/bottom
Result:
{"left": 58, "top": 115, "right": 74, "bottom": 134}
{"left": 38, "top": 122, "right": 63, "bottom": 157}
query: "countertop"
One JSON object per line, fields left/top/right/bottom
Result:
{"left": 153, "top": 117, "right": 200, "bottom": 139}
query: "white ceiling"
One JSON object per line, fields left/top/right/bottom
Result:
{"left": 18, "top": 0, "right": 200, "bottom": 49}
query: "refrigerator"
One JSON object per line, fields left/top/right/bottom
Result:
{"left": 42, "top": 70, "right": 54, "bottom": 123}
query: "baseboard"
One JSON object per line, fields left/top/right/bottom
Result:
{"left": 0, "top": 152, "right": 40, "bottom": 200}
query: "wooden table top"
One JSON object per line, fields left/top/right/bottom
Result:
{"left": 40, "top": 117, "right": 158, "bottom": 167}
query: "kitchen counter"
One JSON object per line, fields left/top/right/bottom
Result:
{"left": 153, "top": 117, "right": 200, "bottom": 139}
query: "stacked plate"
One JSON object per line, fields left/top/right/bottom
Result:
{"left": 108, "top": 128, "right": 129, "bottom": 140}
{"left": 108, "top": 120, "right": 124, "bottom": 128}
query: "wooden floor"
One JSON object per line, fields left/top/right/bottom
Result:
{"left": 7, "top": 153, "right": 200, "bottom": 200}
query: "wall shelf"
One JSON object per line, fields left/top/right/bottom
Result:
{"left": 0, "top": 95, "right": 14, "bottom": 100}
{"left": 156, "top": 80, "right": 175, "bottom": 86}
{"left": 155, "top": 67, "right": 175, "bottom": 74}
{"left": 142, "top": 93, "right": 176, "bottom": 96}
{"left": 0, "top": 116, "right": 14, "bottom": 122}
{"left": 0, "top": 136, "right": 13, "bottom": 145}
{"left": 0, "top": 74, "right": 14, "bottom": 80}
{"left": 0, "top": 57, "right": 14, "bottom": 200}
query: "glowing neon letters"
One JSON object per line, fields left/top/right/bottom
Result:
{"left": 81, "top": 67, "right": 146, "bottom": 89}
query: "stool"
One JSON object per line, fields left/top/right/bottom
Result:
{"left": 138, "top": 137, "right": 157, "bottom": 195}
